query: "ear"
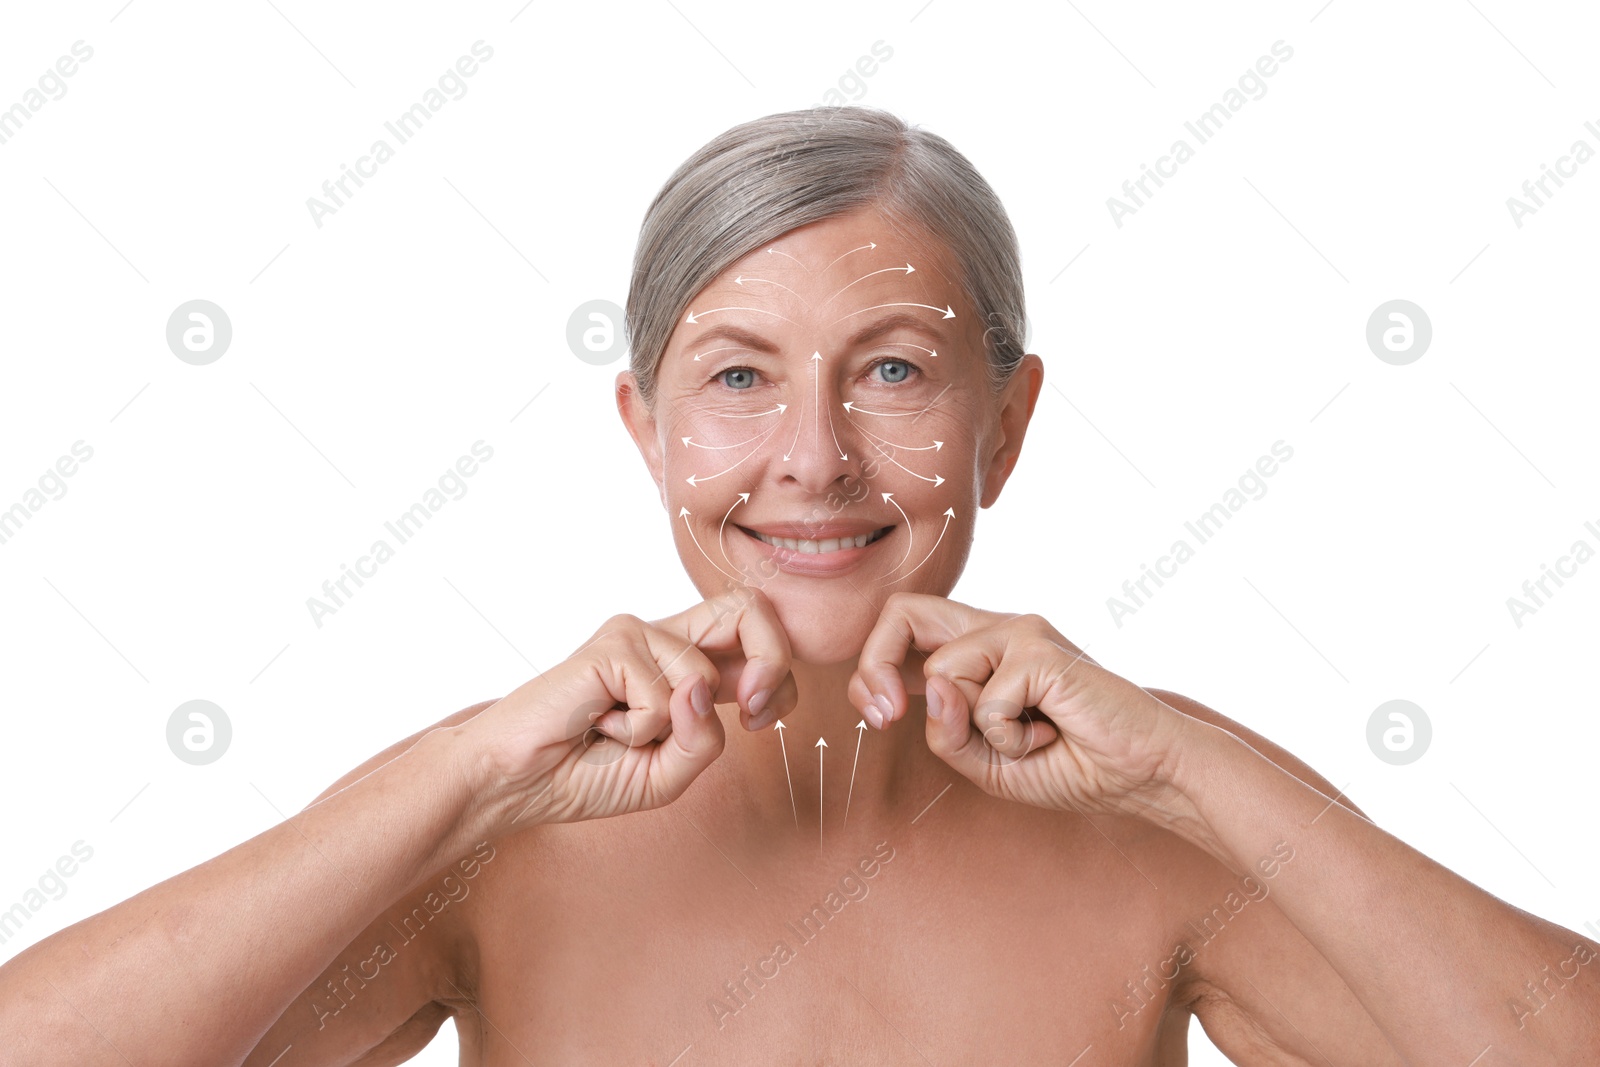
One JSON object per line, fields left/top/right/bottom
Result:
{"left": 616, "top": 371, "right": 667, "bottom": 508}
{"left": 979, "top": 353, "right": 1043, "bottom": 509}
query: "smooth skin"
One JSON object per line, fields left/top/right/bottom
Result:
{"left": 2, "top": 207, "right": 1596, "bottom": 1065}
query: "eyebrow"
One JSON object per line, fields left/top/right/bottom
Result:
{"left": 682, "top": 313, "right": 947, "bottom": 357}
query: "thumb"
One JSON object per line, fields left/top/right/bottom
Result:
{"left": 652, "top": 675, "right": 726, "bottom": 803}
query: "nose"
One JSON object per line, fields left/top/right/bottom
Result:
{"left": 777, "top": 351, "right": 859, "bottom": 494}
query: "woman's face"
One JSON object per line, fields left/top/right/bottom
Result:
{"left": 620, "top": 207, "right": 1042, "bottom": 664}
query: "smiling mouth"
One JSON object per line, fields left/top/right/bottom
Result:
{"left": 739, "top": 525, "right": 892, "bottom": 555}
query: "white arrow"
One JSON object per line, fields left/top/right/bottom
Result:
{"left": 881, "top": 493, "right": 914, "bottom": 574}
{"left": 832, "top": 301, "right": 955, "bottom": 324}
{"left": 804, "top": 352, "right": 848, "bottom": 462}
{"left": 885, "top": 508, "right": 953, "bottom": 584}
{"left": 682, "top": 434, "right": 765, "bottom": 450}
{"left": 707, "top": 403, "right": 787, "bottom": 419}
{"left": 856, "top": 424, "right": 943, "bottom": 452}
{"left": 692, "top": 345, "right": 748, "bottom": 362}
{"left": 685, "top": 306, "right": 793, "bottom": 325}
{"left": 842, "top": 720, "right": 867, "bottom": 829}
{"left": 775, "top": 720, "right": 799, "bottom": 830}
{"left": 718, "top": 493, "right": 750, "bottom": 576}
{"left": 687, "top": 423, "right": 779, "bottom": 485}
{"left": 767, "top": 246, "right": 806, "bottom": 269}
{"left": 877, "top": 341, "right": 937, "bottom": 358}
{"left": 822, "top": 241, "right": 875, "bottom": 272}
{"left": 861, "top": 437, "right": 943, "bottom": 486}
{"left": 826, "top": 263, "right": 914, "bottom": 304}
{"left": 842, "top": 401, "right": 932, "bottom": 418}
{"left": 816, "top": 735, "right": 829, "bottom": 854}
{"left": 680, "top": 507, "right": 742, "bottom": 581}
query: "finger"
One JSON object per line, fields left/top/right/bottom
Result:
{"left": 647, "top": 673, "right": 726, "bottom": 805}
{"left": 656, "top": 588, "right": 794, "bottom": 723}
{"left": 970, "top": 671, "right": 1060, "bottom": 763}
{"left": 923, "top": 672, "right": 986, "bottom": 774}
{"left": 596, "top": 624, "right": 719, "bottom": 750}
{"left": 924, "top": 673, "right": 1057, "bottom": 785}
{"left": 852, "top": 594, "right": 1002, "bottom": 727}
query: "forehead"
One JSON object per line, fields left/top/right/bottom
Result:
{"left": 665, "top": 209, "right": 978, "bottom": 358}
{"left": 719, "top": 208, "right": 956, "bottom": 281}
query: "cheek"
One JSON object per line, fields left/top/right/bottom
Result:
{"left": 659, "top": 401, "right": 787, "bottom": 479}
{"left": 849, "top": 409, "right": 983, "bottom": 495}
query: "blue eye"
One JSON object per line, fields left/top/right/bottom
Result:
{"left": 873, "top": 359, "right": 913, "bottom": 384}
{"left": 720, "top": 367, "right": 756, "bottom": 389}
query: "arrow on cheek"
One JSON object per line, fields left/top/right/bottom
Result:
{"left": 883, "top": 508, "right": 954, "bottom": 585}
{"left": 679, "top": 507, "right": 742, "bottom": 582}
{"left": 718, "top": 493, "right": 750, "bottom": 576}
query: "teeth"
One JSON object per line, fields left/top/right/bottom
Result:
{"left": 751, "top": 527, "right": 886, "bottom": 554}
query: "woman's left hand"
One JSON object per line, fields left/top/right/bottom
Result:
{"left": 848, "top": 593, "right": 1196, "bottom": 821}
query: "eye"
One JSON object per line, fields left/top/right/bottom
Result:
{"left": 869, "top": 358, "right": 915, "bottom": 384}
{"left": 719, "top": 366, "right": 758, "bottom": 390}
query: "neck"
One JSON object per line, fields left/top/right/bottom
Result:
{"left": 711, "top": 656, "right": 943, "bottom": 848}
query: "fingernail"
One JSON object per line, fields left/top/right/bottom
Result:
{"left": 872, "top": 693, "right": 894, "bottom": 725}
{"left": 749, "top": 707, "right": 776, "bottom": 731}
{"left": 748, "top": 688, "right": 771, "bottom": 718}
{"left": 691, "top": 677, "right": 713, "bottom": 718}
{"left": 862, "top": 701, "right": 883, "bottom": 730}
{"left": 925, "top": 682, "right": 944, "bottom": 722}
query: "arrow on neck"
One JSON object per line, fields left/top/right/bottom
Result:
{"left": 774, "top": 720, "right": 798, "bottom": 831}
{"left": 842, "top": 720, "right": 867, "bottom": 829}
{"left": 816, "top": 735, "right": 829, "bottom": 855}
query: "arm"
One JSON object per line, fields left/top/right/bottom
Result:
{"left": 0, "top": 591, "right": 785, "bottom": 1067}
{"left": 1157, "top": 690, "right": 1600, "bottom": 1065}
{"left": 1145, "top": 690, "right": 1404, "bottom": 1065}
{"left": 850, "top": 597, "right": 1600, "bottom": 1067}
{"left": 0, "top": 717, "right": 493, "bottom": 1066}
{"left": 238, "top": 700, "right": 498, "bottom": 1066}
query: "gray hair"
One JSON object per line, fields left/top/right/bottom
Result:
{"left": 624, "top": 106, "right": 1026, "bottom": 405}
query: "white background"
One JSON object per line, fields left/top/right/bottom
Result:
{"left": 2, "top": 1, "right": 1597, "bottom": 1063}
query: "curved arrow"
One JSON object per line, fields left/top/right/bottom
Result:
{"left": 718, "top": 493, "right": 750, "bottom": 577}
{"left": 826, "top": 263, "right": 914, "bottom": 305}
{"left": 860, "top": 436, "right": 943, "bottom": 486}
{"left": 884, "top": 508, "right": 953, "bottom": 584}
{"left": 831, "top": 301, "right": 954, "bottom": 325}
{"left": 687, "top": 422, "right": 780, "bottom": 485}
{"left": 707, "top": 403, "right": 787, "bottom": 420}
{"left": 680, "top": 507, "right": 742, "bottom": 581}
{"left": 685, "top": 306, "right": 793, "bottom": 325}
{"left": 822, "top": 242, "right": 876, "bottom": 273}
{"left": 855, "top": 423, "right": 943, "bottom": 452}
{"left": 880, "top": 492, "right": 914, "bottom": 574}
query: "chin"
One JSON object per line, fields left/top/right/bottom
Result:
{"left": 768, "top": 593, "right": 876, "bottom": 666}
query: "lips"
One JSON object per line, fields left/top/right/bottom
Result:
{"left": 734, "top": 521, "right": 895, "bottom": 575}
{"left": 740, "top": 525, "right": 891, "bottom": 555}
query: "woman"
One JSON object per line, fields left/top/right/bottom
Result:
{"left": 3, "top": 107, "right": 1594, "bottom": 1065}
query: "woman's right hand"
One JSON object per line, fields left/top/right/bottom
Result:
{"left": 457, "top": 587, "right": 797, "bottom": 834}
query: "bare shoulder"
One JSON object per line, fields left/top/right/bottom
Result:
{"left": 1140, "top": 686, "right": 1367, "bottom": 821}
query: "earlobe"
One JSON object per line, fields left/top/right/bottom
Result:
{"left": 616, "top": 372, "right": 667, "bottom": 505}
{"left": 979, "top": 354, "right": 1044, "bottom": 509}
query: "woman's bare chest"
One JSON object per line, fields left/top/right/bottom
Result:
{"left": 455, "top": 806, "right": 1198, "bottom": 1064}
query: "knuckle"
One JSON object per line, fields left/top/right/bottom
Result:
{"left": 884, "top": 590, "right": 919, "bottom": 613}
